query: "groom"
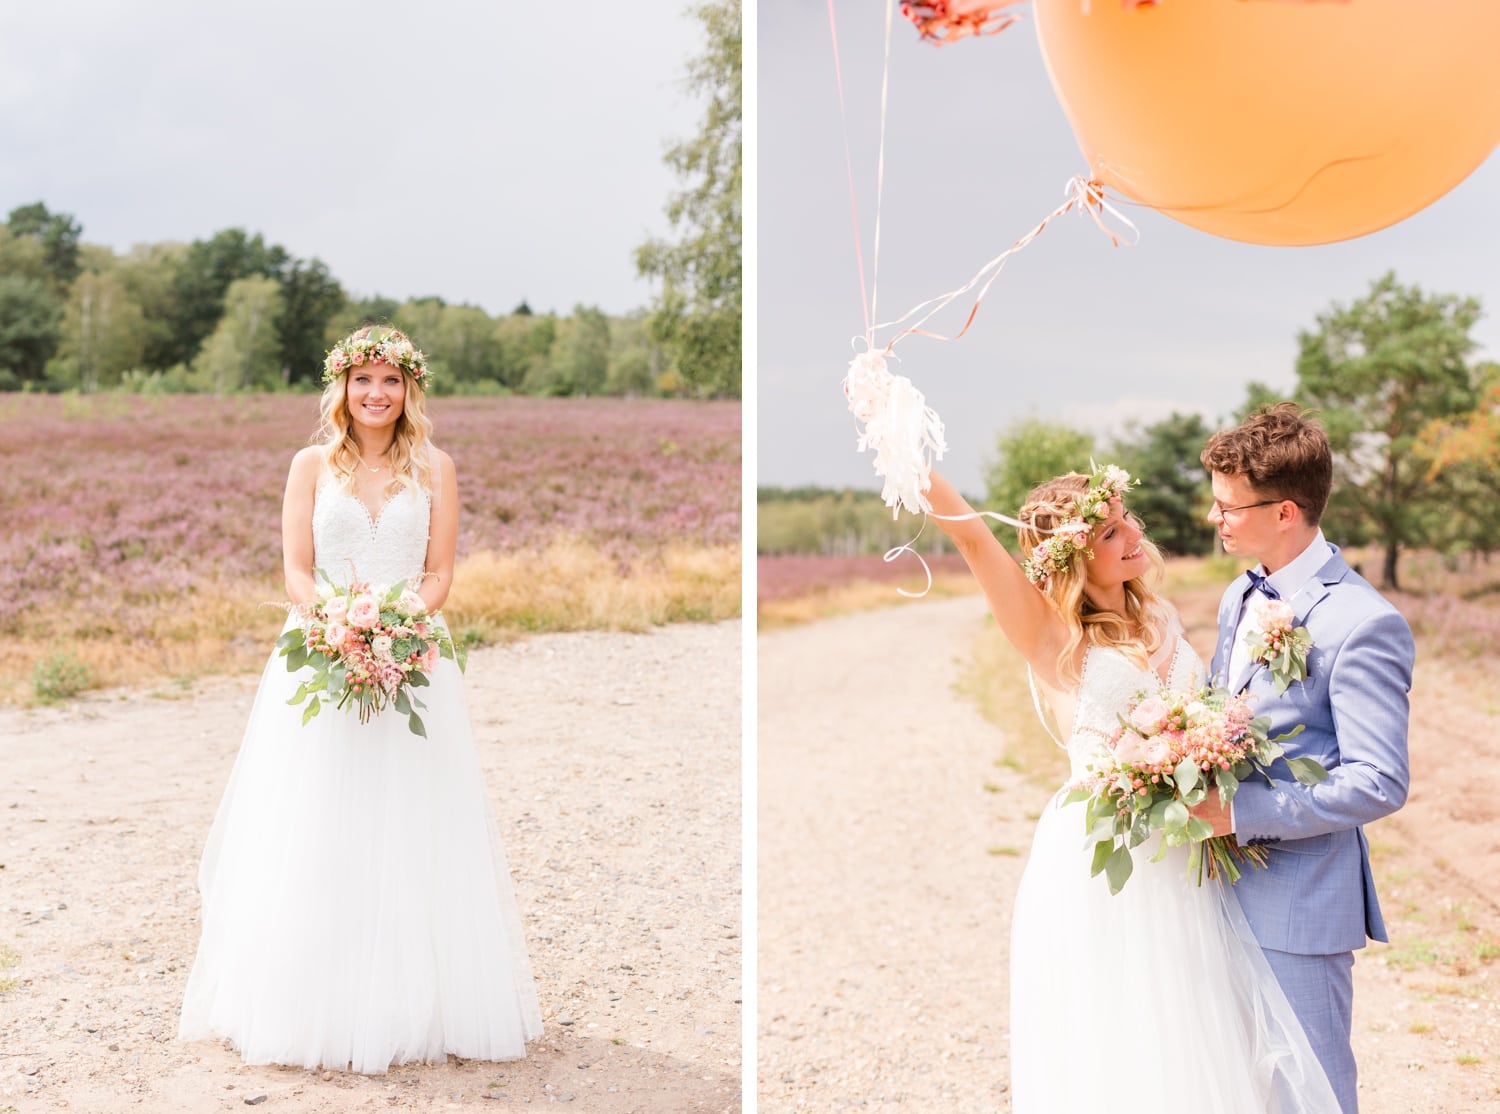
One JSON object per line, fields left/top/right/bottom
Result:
{"left": 1194, "top": 403, "right": 1413, "bottom": 1114}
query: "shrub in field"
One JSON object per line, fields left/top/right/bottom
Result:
{"left": 32, "top": 650, "right": 93, "bottom": 702}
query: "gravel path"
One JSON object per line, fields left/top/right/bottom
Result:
{"left": 0, "top": 621, "right": 741, "bottom": 1113}
{"left": 758, "top": 597, "right": 1500, "bottom": 1113}
{"left": 758, "top": 599, "right": 1023, "bottom": 1110}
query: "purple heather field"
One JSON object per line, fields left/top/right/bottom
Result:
{"left": 0, "top": 394, "right": 741, "bottom": 638}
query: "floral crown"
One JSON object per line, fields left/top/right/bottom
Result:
{"left": 322, "top": 330, "right": 430, "bottom": 386}
{"left": 1020, "top": 463, "right": 1137, "bottom": 587}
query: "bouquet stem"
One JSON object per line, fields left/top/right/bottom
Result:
{"left": 1199, "top": 835, "right": 1270, "bottom": 885}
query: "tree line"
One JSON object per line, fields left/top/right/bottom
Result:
{"left": 766, "top": 273, "right": 1500, "bottom": 591}
{"left": 0, "top": 4, "right": 741, "bottom": 400}
{"left": 0, "top": 202, "right": 692, "bottom": 398}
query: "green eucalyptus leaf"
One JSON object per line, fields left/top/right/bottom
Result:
{"left": 1105, "top": 846, "right": 1134, "bottom": 894}
{"left": 1285, "top": 756, "right": 1330, "bottom": 784}
{"left": 1163, "top": 800, "right": 1189, "bottom": 831}
{"left": 1090, "top": 839, "right": 1113, "bottom": 878}
{"left": 1186, "top": 817, "right": 1215, "bottom": 842}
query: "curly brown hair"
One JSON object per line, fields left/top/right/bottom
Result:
{"left": 1200, "top": 402, "right": 1332, "bottom": 525}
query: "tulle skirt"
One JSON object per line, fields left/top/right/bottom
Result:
{"left": 1009, "top": 795, "right": 1341, "bottom": 1113}
{"left": 178, "top": 633, "right": 543, "bottom": 1073}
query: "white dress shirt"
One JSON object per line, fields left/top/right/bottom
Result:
{"left": 1226, "top": 530, "right": 1334, "bottom": 687}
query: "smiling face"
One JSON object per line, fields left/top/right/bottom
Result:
{"left": 1083, "top": 501, "right": 1147, "bottom": 593}
{"left": 345, "top": 361, "right": 407, "bottom": 436}
{"left": 1207, "top": 471, "right": 1282, "bottom": 560}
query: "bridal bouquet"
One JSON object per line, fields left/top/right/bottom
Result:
{"left": 1061, "top": 685, "right": 1327, "bottom": 894}
{"left": 277, "top": 570, "right": 462, "bottom": 737}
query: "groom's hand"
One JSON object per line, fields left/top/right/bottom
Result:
{"left": 1190, "top": 793, "right": 1234, "bottom": 838}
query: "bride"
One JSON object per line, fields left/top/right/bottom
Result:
{"left": 924, "top": 466, "right": 1340, "bottom": 1113}
{"left": 178, "top": 327, "right": 542, "bottom": 1073}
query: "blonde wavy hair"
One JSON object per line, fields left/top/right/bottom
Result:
{"left": 1017, "top": 473, "right": 1174, "bottom": 686}
{"left": 314, "top": 326, "right": 435, "bottom": 498}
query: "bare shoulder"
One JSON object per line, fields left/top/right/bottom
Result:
{"left": 429, "top": 445, "right": 457, "bottom": 480}
{"left": 287, "top": 445, "right": 324, "bottom": 483}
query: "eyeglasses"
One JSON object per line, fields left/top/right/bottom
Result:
{"left": 1210, "top": 499, "right": 1279, "bottom": 517}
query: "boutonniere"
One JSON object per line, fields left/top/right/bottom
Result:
{"left": 1245, "top": 599, "right": 1314, "bottom": 694}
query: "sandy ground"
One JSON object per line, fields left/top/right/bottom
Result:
{"left": 759, "top": 597, "right": 1500, "bottom": 1113}
{"left": 0, "top": 621, "right": 741, "bottom": 1113}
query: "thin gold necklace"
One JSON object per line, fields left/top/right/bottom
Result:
{"left": 357, "top": 445, "right": 394, "bottom": 473}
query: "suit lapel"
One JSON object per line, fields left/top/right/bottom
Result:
{"left": 1214, "top": 574, "right": 1252, "bottom": 688}
{"left": 1231, "top": 550, "right": 1349, "bottom": 694}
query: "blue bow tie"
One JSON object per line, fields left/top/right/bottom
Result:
{"left": 1244, "top": 569, "right": 1280, "bottom": 600}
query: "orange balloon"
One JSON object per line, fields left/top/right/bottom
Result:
{"left": 1032, "top": 0, "right": 1500, "bottom": 245}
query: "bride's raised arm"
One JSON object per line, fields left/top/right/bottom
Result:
{"left": 925, "top": 471, "right": 1067, "bottom": 682}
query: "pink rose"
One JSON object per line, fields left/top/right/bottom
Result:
{"left": 1255, "top": 599, "right": 1295, "bottom": 631}
{"left": 420, "top": 644, "right": 440, "bottom": 672}
{"left": 324, "top": 595, "right": 349, "bottom": 622}
{"left": 325, "top": 623, "right": 349, "bottom": 651}
{"left": 1072, "top": 531, "right": 1090, "bottom": 548}
{"left": 1128, "top": 696, "right": 1171, "bottom": 736}
{"left": 347, "top": 595, "right": 380, "bottom": 630}
{"left": 1112, "top": 729, "right": 1152, "bottom": 768}
{"left": 1144, "top": 737, "right": 1174, "bottom": 767}
{"left": 397, "top": 589, "right": 425, "bottom": 616}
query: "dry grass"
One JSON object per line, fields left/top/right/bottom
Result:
{"left": 1, "top": 538, "right": 740, "bottom": 704}
{"left": 758, "top": 573, "right": 976, "bottom": 629}
{"left": 957, "top": 619, "right": 1070, "bottom": 787}
{"left": 445, "top": 538, "right": 741, "bottom": 640}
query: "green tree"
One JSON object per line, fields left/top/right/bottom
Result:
{"left": 118, "top": 241, "right": 187, "bottom": 371}
{"left": 0, "top": 225, "right": 51, "bottom": 285}
{"left": 49, "top": 268, "right": 149, "bottom": 391}
{"left": 1234, "top": 381, "right": 1284, "bottom": 424}
{"left": 434, "top": 304, "right": 503, "bottom": 389}
{"left": 553, "top": 304, "right": 611, "bottom": 396}
{"left": 1294, "top": 272, "right": 1482, "bottom": 589}
{"left": 492, "top": 313, "right": 539, "bottom": 391}
{"left": 518, "top": 314, "right": 561, "bottom": 395}
{"left": 278, "top": 258, "right": 346, "bottom": 384}
{"left": 0, "top": 275, "right": 61, "bottom": 387}
{"left": 983, "top": 418, "right": 1096, "bottom": 551}
{"left": 1417, "top": 363, "right": 1500, "bottom": 560}
{"left": 168, "top": 229, "right": 289, "bottom": 368}
{"left": 6, "top": 202, "right": 82, "bottom": 293}
{"left": 1110, "top": 412, "right": 1215, "bottom": 556}
{"left": 635, "top": 0, "right": 741, "bottom": 397}
{"left": 606, "top": 312, "right": 660, "bottom": 396}
{"left": 190, "top": 275, "right": 284, "bottom": 393}
{"left": 344, "top": 296, "right": 402, "bottom": 330}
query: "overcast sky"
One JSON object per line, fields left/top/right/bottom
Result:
{"left": 760, "top": 2, "right": 1500, "bottom": 494}
{"left": 0, "top": 0, "right": 705, "bottom": 316}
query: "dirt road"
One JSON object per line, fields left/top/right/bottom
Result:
{"left": 758, "top": 597, "right": 1499, "bottom": 1112}
{"left": 1, "top": 622, "right": 741, "bottom": 1113}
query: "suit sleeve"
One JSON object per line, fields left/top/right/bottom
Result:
{"left": 1232, "top": 608, "right": 1413, "bottom": 843}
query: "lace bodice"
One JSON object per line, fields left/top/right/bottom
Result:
{"left": 1065, "top": 637, "right": 1206, "bottom": 779}
{"left": 311, "top": 471, "right": 431, "bottom": 590}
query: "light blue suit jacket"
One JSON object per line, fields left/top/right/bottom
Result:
{"left": 1212, "top": 548, "right": 1413, "bottom": 956}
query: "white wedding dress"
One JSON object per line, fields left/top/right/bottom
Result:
{"left": 179, "top": 462, "right": 542, "bottom": 1073}
{"left": 1008, "top": 635, "right": 1340, "bottom": 1112}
